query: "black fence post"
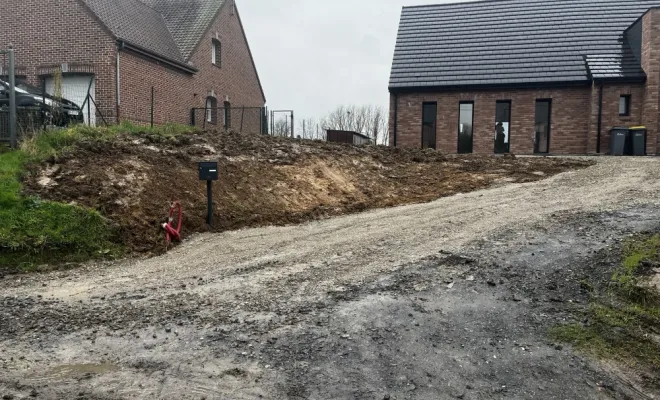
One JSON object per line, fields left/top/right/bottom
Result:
{"left": 190, "top": 108, "right": 196, "bottom": 127}
{"left": 150, "top": 86, "right": 154, "bottom": 128}
{"left": 41, "top": 77, "right": 47, "bottom": 129}
{"left": 87, "top": 93, "right": 91, "bottom": 126}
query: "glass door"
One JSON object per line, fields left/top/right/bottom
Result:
{"left": 534, "top": 100, "right": 551, "bottom": 154}
{"left": 458, "top": 102, "right": 474, "bottom": 154}
{"left": 422, "top": 102, "right": 437, "bottom": 149}
{"left": 495, "top": 101, "right": 511, "bottom": 154}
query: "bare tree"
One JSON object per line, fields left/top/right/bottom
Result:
{"left": 297, "top": 118, "right": 325, "bottom": 140}
{"left": 319, "top": 104, "right": 389, "bottom": 145}
{"left": 272, "top": 117, "right": 291, "bottom": 137}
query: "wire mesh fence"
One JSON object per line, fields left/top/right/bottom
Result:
{"left": 191, "top": 107, "right": 266, "bottom": 134}
{"left": 0, "top": 107, "right": 49, "bottom": 142}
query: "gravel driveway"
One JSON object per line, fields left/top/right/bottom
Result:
{"left": 2, "top": 157, "right": 660, "bottom": 400}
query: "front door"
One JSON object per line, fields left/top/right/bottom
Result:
{"left": 458, "top": 102, "right": 474, "bottom": 154}
{"left": 534, "top": 99, "right": 551, "bottom": 154}
{"left": 495, "top": 101, "right": 511, "bottom": 153}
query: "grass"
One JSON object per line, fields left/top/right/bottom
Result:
{"left": 0, "top": 121, "right": 196, "bottom": 272}
{"left": 550, "top": 234, "right": 660, "bottom": 373}
{"left": 20, "top": 121, "right": 196, "bottom": 160}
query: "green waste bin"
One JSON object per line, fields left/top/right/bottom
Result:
{"left": 629, "top": 126, "right": 647, "bottom": 156}
{"left": 609, "top": 127, "right": 629, "bottom": 156}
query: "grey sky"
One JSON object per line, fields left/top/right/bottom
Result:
{"left": 239, "top": 0, "right": 473, "bottom": 121}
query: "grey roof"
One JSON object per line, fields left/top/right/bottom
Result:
{"left": 390, "top": 0, "right": 660, "bottom": 90}
{"left": 80, "top": 0, "right": 225, "bottom": 63}
{"left": 585, "top": 53, "right": 646, "bottom": 80}
{"left": 139, "top": 0, "right": 226, "bottom": 60}
{"left": 82, "top": 0, "right": 184, "bottom": 62}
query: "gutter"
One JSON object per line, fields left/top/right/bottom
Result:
{"left": 388, "top": 76, "right": 646, "bottom": 94}
{"left": 117, "top": 40, "right": 198, "bottom": 74}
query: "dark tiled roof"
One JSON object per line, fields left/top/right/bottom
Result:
{"left": 585, "top": 53, "right": 646, "bottom": 80}
{"left": 139, "top": 0, "right": 226, "bottom": 60}
{"left": 82, "top": 0, "right": 184, "bottom": 62}
{"left": 390, "top": 0, "right": 660, "bottom": 90}
{"left": 81, "top": 0, "right": 225, "bottom": 63}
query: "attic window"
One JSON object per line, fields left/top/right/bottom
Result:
{"left": 212, "top": 39, "right": 221, "bottom": 67}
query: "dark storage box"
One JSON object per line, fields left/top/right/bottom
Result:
{"left": 609, "top": 127, "right": 629, "bottom": 156}
{"left": 629, "top": 126, "right": 647, "bottom": 156}
{"left": 198, "top": 161, "right": 219, "bottom": 181}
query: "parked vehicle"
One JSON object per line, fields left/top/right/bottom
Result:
{"left": 0, "top": 80, "right": 84, "bottom": 127}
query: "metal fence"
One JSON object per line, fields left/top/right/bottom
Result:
{"left": 191, "top": 107, "right": 266, "bottom": 135}
{"left": 0, "top": 107, "right": 47, "bottom": 142}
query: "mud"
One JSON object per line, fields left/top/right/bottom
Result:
{"left": 2, "top": 157, "right": 660, "bottom": 399}
{"left": 21, "top": 131, "right": 592, "bottom": 254}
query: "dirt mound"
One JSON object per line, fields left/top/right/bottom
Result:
{"left": 22, "top": 130, "right": 593, "bottom": 254}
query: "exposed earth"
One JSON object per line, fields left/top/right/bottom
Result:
{"left": 1, "top": 157, "right": 660, "bottom": 399}
{"left": 20, "top": 131, "right": 592, "bottom": 255}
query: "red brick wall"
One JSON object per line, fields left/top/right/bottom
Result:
{"left": 587, "top": 84, "right": 645, "bottom": 154}
{"left": 188, "top": 2, "right": 266, "bottom": 109}
{"left": 118, "top": 52, "right": 191, "bottom": 125}
{"left": 641, "top": 9, "right": 660, "bottom": 155}
{"left": 390, "top": 87, "right": 595, "bottom": 155}
{"left": 118, "top": 1, "right": 265, "bottom": 131}
{"left": 0, "top": 0, "right": 118, "bottom": 122}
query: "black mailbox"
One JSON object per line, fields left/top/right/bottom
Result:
{"left": 199, "top": 161, "right": 219, "bottom": 181}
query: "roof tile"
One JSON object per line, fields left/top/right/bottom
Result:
{"left": 390, "top": 0, "right": 659, "bottom": 89}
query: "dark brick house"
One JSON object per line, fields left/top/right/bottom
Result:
{"left": 1, "top": 0, "right": 265, "bottom": 130}
{"left": 389, "top": 0, "right": 660, "bottom": 155}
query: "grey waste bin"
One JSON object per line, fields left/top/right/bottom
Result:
{"left": 609, "top": 127, "right": 629, "bottom": 156}
{"left": 629, "top": 126, "right": 647, "bottom": 156}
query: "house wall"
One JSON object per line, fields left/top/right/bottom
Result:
{"left": 390, "top": 84, "right": 651, "bottom": 155}
{"left": 587, "top": 83, "right": 645, "bottom": 154}
{"left": 0, "top": 0, "right": 118, "bottom": 122}
{"left": 118, "top": 1, "right": 265, "bottom": 131}
{"left": 641, "top": 8, "right": 660, "bottom": 155}
{"left": 389, "top": 7, "right": 660, "bottom": 155}
{"left": 390, "top": 87, "right": 597, "bottom": 154}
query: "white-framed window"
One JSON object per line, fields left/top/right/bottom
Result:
{"left": 205, "top": 96, "right": 217, "bottom": 124}
{"left": 212, "top": 40, "right": 221, "bottom": 66}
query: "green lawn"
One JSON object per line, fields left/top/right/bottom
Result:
{"left": 550, "top": 234, "right": 660, "bottom": 372}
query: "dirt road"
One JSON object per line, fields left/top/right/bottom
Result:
{"left": 2, "top": 157, "right": 660, "bottom": 400}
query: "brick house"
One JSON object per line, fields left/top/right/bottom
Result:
{"left": 1, "top": 0, "right": 266, "bottom": 131}
{"left": 389, "top": 0, "right": 660, "bottom": 155}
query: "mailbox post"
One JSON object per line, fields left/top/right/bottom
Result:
{"left": 198, "top": 161, "right": 219, "bottom": 226}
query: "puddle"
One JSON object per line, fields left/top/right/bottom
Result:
{"left": 30, "top": 362, "right": 119, "bottom": 382}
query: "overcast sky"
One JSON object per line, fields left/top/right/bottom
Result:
{"left": 239, "top": 0, "right": 473, "bottom": 122}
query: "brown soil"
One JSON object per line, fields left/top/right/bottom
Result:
{"left": 22, "top": 131, "right": 593, "bottom": 254}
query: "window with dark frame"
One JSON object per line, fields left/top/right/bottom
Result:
{"left": 223, "top": 100, "right": 231, "bottom": 129}
{"left": 495, "top": 100, "right": 511, "bottom": 154}
{"left": 421, "top": 102, "right": 437, "bottom": 149}
{"left": 458, "top": 102, "right": 474, "bottom": 154}
{"left": 619, "top": 95, "right": 631, "bottom": 117}
{"left": 212, "top": 40, "right": 221, "bottom": 67}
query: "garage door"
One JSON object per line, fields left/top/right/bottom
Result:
{"left": 46, "top": 75, "right": 96, "bottom": 126}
